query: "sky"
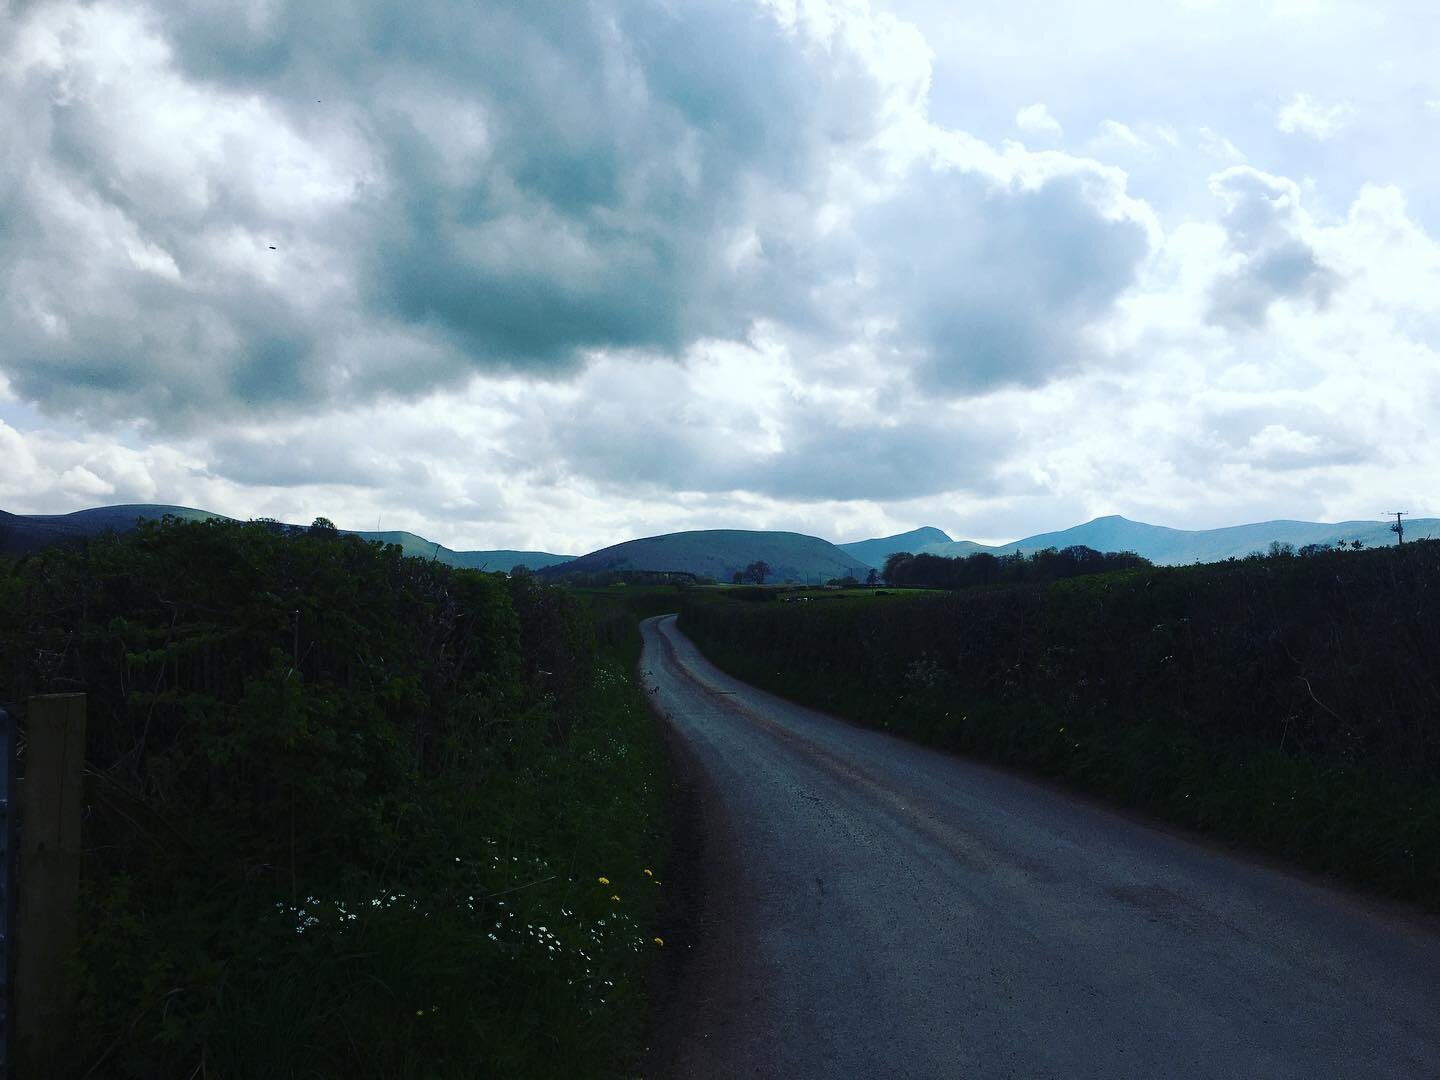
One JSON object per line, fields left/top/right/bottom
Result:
{"left": 2, "top": 0, "right": 1438, "bottom": 553}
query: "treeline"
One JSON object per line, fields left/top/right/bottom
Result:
{"left": 679, "top": 541, "right": 1440, "bottom": 907}
{"left": 882, "top": 544, "right": 1151, "bottom": 588}
{"left": 539, "top": 567, "right": 706, "bottom": 587}
{"left": 1, "top": 517, "right": 666, "bottom": 1078}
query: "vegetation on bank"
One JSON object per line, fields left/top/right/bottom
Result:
{"left": 678, "top": 542, "right": 1440, "bottom": 908}
{"left": 1, "top": 518, "right": 666, "bottom": 1078}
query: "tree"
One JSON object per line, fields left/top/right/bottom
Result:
{"left": 309, "top": 516, "right": 338, "bottom": 536}
{"left": 731, "top": 571, "right": 744, "bottom": 585}
{"left": 882, "top": 551, "right": 914, "bottom": 585}
{"left": 744, "top": 560, "right": 770, "bottom": 584}
{"left": 865, "top": 568, "right": 878, "bottom": 586}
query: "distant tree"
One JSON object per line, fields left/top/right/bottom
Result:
{"left": 1298, "top": 543, "right": 1331, "bottom": 557}
{"left": 1268, "top": 540, "right": 1296, "bottom": 558}
{"left": 731, "top": 571, "right": 744, "bottom": 585}
{"left": 865, "top": 568, "right": 879, "bottom": 586}
{"left": 882, "top": 551, "right": 914, "bottom": 585}
{"left": 309, "top": 516, "right": 338, "bottom": 536}
{"left": 1350, "top": 539, "right": 1364, "bottom": 550}
{"left": 510, "top": 564, "right": 534, "bottom": 578}
{"left": 744, "top": 560, "right": 771, "bottom": 584}
{"left": 879, "top": 546, "right": 1148, "bottom": 589}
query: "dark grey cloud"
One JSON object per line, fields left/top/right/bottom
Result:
{"left": 1207, "top": 166, "right": 1339, "bottom": 328}
{"left": 2, "top": 0, "right": 1156, "bottom": 458}
{"left": 1, "top": 0, "right": 860, "bottom": 427}
{"left": 846, "top": 166, "right": 1151, "bottom": 393}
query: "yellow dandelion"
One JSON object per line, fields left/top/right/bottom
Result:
{"left": 653, "top": 937, "right": 664, "bottom": 947}
{"left": 598, "top": 876, "right": 610, "bottom": 885}
{"left": 610, "top": 894, "right": 621, "bottom": 902}
{"left": 643, "top": 869, "right": 653, "bottom": 876}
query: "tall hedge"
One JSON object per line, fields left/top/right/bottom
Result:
{"left": 1, "top": 518, "right": 665, "bottom": 1077}
{"left": 679, "top": 543, "right": 1440, "bottom": 906}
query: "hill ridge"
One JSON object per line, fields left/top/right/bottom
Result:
{"left": 6, "top": 503, "right": 1435, "bottom": 572}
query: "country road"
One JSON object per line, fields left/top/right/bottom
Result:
{"left": 639, "top": 614, "right": 1440, "bottom": 1079}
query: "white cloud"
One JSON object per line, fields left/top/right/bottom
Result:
{"left": 2, "top": 0, "right": 1439, "bottom": 548}
{"left": 1015, "top": 103, "right": 1063, "bottom": 139}
{"left": 1089, "top": 120, "right": 1152, "bottom": 156}
{"left": 1276, "top": 92, "right": 1356, "bottom": 140}
{"left": 1198, "top": 126, "right": 1247, "bottom": 162}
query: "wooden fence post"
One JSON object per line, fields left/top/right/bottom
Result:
{"left": 16, "top": 693, "right": 85, "bottom": 1069}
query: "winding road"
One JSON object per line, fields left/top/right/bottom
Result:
{"left": 640, "top": 614, "right": 1440, "bottom": 1079}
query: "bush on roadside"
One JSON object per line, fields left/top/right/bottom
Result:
{"left": 1, "top": 518, "right": 666, "bottom": 1078}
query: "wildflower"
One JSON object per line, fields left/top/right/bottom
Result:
{"left": 643, "top": 868, "right": 653, "bottom": 876}
{"left": 611, "top": 894, "right": 621, "bottom": 902}
{"left": 653, "top": 937, "right": 664, "bottom": 947}
{"left": 598, "top": 876, "right": 610, "bottom": 885}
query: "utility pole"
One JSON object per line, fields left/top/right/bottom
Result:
{"left": 1386, "top": 511, "right": 1408, "bottom": 544}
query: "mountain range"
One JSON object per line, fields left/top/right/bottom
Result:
{"left": 2, "top": 504, "right": 1432, "bottom": 580}
{"left": 0, "top": 505, "right": 574, "bottom": 571}
{"left": 872, "top": 514, "right": 1435, "bottom": 568}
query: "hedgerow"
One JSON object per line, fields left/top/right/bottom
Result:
{"left": 678, "top": 542, "right": 1440, "bottom": 907}
{"left": 1, "top": 517, "right": 666, "bottom": 1078}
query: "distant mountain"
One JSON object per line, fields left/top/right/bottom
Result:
{"left": 8, "top": 504, "right": 1432, "bottom": 575}
{"left": 340, "top": 530, "right": 574, "bottom": 571}
{"left": 839, "top": 526, "right": 953, "bottom": 570}
{"left": 0, "top": 504, "right": 575, "bottom": 571}
{"left": 540, "top": 529, "right": 872, "bottom": 583}
{"left": 0, "top": 504, "right": 226, "bottom": 555}
{"left": 915, "top": 515, "right": 1438, "bottom": 566}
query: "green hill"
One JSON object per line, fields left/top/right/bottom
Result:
{"left": 0, "top": 505, "right": 574, "bottom": 571}
{"left": 0, "top": 504, "right": 226, "bottom": 555}
{"left": 839, "top": 526, "right": 953, "bottom": 569}
{"left": 540, "top": 529, "right": 872, "bottom": 584}
{"left": 339, "top": 530, "right": 574, "bottom": 571}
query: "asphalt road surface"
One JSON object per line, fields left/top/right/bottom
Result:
{"left": 640, "top": 614, "right": 1440, "bottom": 1079}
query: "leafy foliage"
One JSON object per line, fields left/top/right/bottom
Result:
{"left": 680, "top": 542, "right": 1440, "bottom": 907}
{"left": 881, "top": 544, "right": 1151, "bottom": 588}
{"left": 1, "top": 518, "right": 666, "bottom": 1078}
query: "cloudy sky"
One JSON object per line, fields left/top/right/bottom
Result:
{"left": 3, "top": 0, "right": 1438, "bottom": 552}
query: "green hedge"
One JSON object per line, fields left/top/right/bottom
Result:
{"left": 2, "top": 518, "right": 666, "bottom": 1078}
{"left": 679, "top": 543, "right": 1440, "bottom": 907}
